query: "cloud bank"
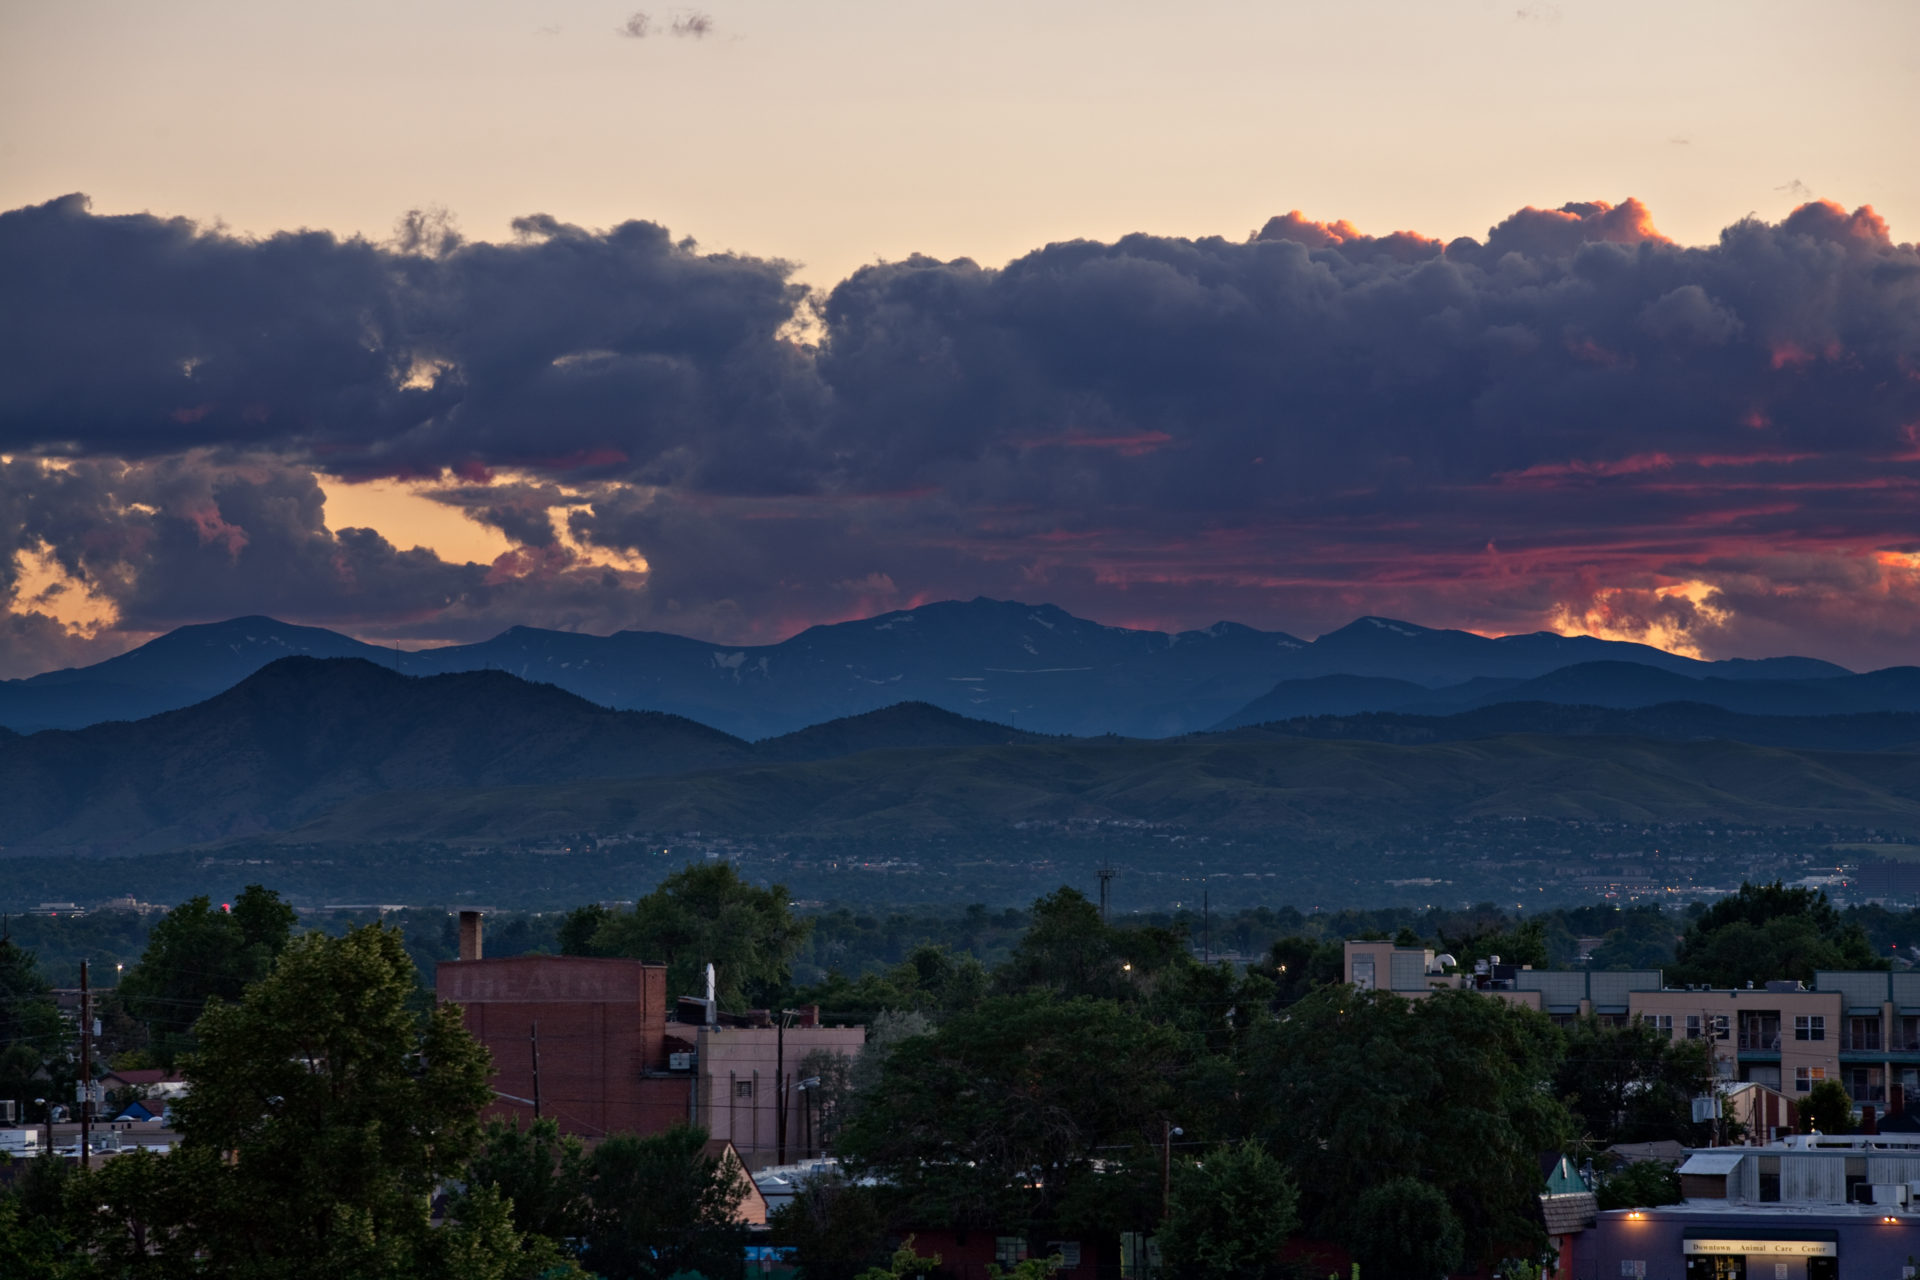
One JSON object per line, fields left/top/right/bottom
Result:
{"left": 1, "top": 194, "right": 1916, "bottom": 675}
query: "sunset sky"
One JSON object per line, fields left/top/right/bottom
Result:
{"left": 2, "top": 0, "right": 1918, "bottom": 676}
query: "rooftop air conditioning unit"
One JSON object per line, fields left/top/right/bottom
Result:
{"left": 1873, "top": 1183, "right": 1910, "bottom": 1207}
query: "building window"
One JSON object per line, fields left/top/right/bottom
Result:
{"left": 1685, "top": 1014, "right": 1701, "bottom": 1040}
{"left": 734, "top": 1080, "right": 754, "bottom": 1098}
{"left": 996, "top": 1238, "right": 1028, "bottom": 1267}
{"left": 1795, "top": 1066, "right": 1827, "bottom": 1092}
{"left": 1795, "top": 1015, "right": 1826, "bottom": 1042}
{"left": 1643, "top": 1014, "right": 1673, "bottom": 1035}
{"left": 1351, "top": 955, "right": 1375, "bottom": 991}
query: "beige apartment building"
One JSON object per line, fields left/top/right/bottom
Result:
{"left": 1342, "top": 941, "right": 1920, "bottom": 1110}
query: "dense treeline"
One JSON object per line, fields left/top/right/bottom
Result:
{"left": 0, "top": 872, "right": 1901, "bottom": 1278}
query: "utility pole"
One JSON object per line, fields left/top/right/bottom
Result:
{"left": 530, "top": 1021, "right": 542, "bottom": 1120}
{"left": 1160, "top": 1119, "right": 1181, "bottom": 1219}
{"left": 775, "top": 1012, "right": 789, "bottom": 1165}
{"left": 78, "top": 960, "right": 90, "bottom": 1171}
{"left": 1098, "top": 864, "right": 1117, "bottom": 923}
{"left": 1202, "top": 888, "right": 1210, "bottom": 964}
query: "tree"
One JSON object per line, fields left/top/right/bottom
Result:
{"left": 456, "top": 1117, "right": 591, "bottom": 1275}
{"left": 838, "top": 993, "right": 1186, "bottom": 1238}
{"left": 1802, "top": 1079, "right": 1855, "bottom": 1134}
{"left": 0, "top": 1196, "right": 75, "bottom": 1280}
{"left": 1593, "top": 1160, "right": 1683, "bottom": 1211}
{"left": 586, "top": 864, "right": 810, "bottom": 1008}
{"left": 1554, "top": 1016, "right": 1716, "bottom": 1146}
{"left": 994, "top": 888, "right": 1123, "bottom": 999}
{"left": 115, "top": 885, "right": 297, "bottom": 1065}
{"left": 1347, "top": 1178, "right": 1464, "bottom": 1280}
{"left": 1673, "top": 881, "right": 1881, "bottom": 986}
{"left": 81, "top": 924, "right": 516, "bottom": 1278}
{"left": 1256, "top": 936, "right": 1344, "bottom": 1006}
{"left": 1584, "top": 907, "right": 1681, "bottom": 970}
{"left": 1157, "top": 1141, "right": 1299, "bottom": 1280}
{"left": 799, "top": 942, "right": 990, "bottom": 1020}
{"left": 579, "top": 1125, "right": 748, "bottom": 1280}
{"left": 1442, "top": 918, "right": 1553, "bottom": 972}
{"left": 770, "top": 1172, "right": 889, "bottom": 1280}
{"left": 1246, "top": 987, "right": 1570, "bottom": 1270}
{"left": 0, "top": 935, "right": 64, "bottom": 1121}
{"left": 557, "top": 903, "right": 611, "bottom": 957}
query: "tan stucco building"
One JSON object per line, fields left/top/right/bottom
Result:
{"left": 1342, "top": 941, "right": 1920, "bottom": 1116}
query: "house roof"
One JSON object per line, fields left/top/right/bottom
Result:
{"left": 1678, "top": 1151, "right": 1743, "bottom": 1176}
{"left": 702, "top": 1138, "right": 769, "bottom": 1227}
{"left": 1540, "top": 1192, "right": 1597, "bottom": 1235}
{"left": 103, "top": 1068, "right": 181, "bottom": 1087}
{"left": 1543, "top": 1154, "right": 1589, "bottom": 1195}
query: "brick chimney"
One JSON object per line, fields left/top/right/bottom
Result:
{"left": 1862, "top": 1104, "right": 1879, "bottom": 1136}
{"left": 458, "top": 911, "right": 483, "bottom": 962}
{"left": 1892, "top": 1084, "right": 1907, "bottom": 1118}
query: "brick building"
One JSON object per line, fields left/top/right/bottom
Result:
{"left": 435, "top": 913, "right": 688, "bottom": 1137}
{"left": 436, "top": 913, "right": 864, "bottom": 1149}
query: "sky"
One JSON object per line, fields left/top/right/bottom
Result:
{"left": 1, "top": 0, "right": 1918, "bottom": 676}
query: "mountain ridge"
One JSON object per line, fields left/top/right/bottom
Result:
{"left": 1215, "top": 660, "right": 1920, "bottom": 728}
{"left": 0, "top": 600, "right": 1854, "bottom": 739}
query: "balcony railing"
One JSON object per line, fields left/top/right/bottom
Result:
{"left": 1843, "top": 1033, "right": 1885, "bottom": 1052}
{"left": 1739, "top": 1031, "right": 1782, "bottom": 1051}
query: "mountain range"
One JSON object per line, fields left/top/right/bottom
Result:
{"left": 9, "top": 655, "right": 1920, "bottom": 856}
{"left": 0, "top": 600, "right": 1856, "bottom": 739}
{"left": 0, "top": 659, "right": 1044, "bottom": 854}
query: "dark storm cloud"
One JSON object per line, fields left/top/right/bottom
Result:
{"left": 0, "top": 195, "right": 819, "bottom": 489}
{"left": 3, "top": 194, "right": 1919, "bottom": 669}
{"left": 819, "top": 198, "right": 1916, "bottom": 507}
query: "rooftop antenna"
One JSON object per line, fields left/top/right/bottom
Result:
{"left": 1097, "top": 864, "right": 1117, "bottom": 923}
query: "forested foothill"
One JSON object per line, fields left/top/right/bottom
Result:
{"left": 0, "top": 870, "right": 1903, "bottom": 1278}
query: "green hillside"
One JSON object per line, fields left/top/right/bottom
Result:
{"left": 280, "top": 734, "right": 1920, "bottom": 845}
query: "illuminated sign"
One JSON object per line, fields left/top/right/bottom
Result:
{"left": 1682, "top": 1241, "right": 1836, "bottom": 1258}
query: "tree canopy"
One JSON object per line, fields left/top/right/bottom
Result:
{"left": 1157, "top": 1141, "right": 1299, "bottom": 1280}
{"left": 1554, "top": 1015, "right": 1716, "bottom": 1147}
{"left": 1244, "top": 986, "right": 1570, "bottom": 1270}
{"left": 569, "top": 863, "right": 809, "bottom": 1008}
{"left": 578, "top": 1125, "right": 749, "bottom": 1280}
{"left": 1672, "top": 880, "right": 1881, "bottom": 986}
{"left": 838, "top": 992, "right": 1186, "bottom": 1237}
{"left": 73, "top": 924, "right": 517, "bottom": 1279}
{"left": 114, "top": 885, "right": 297, "bottom": 1065}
